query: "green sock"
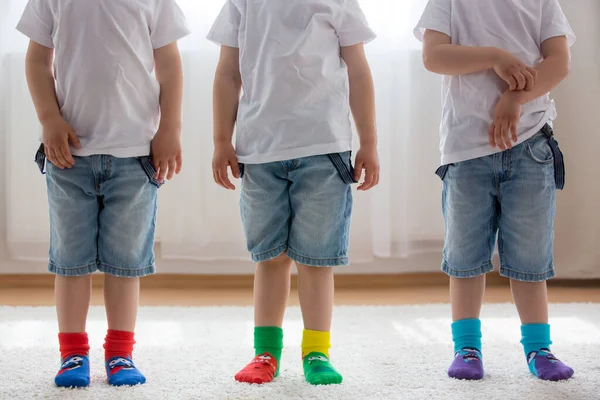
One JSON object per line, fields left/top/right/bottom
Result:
{"left": 303, "top": 352, "right": 343, "bottom": 385}
{"left": 255, "top": 326, "right": 283, "bottom": 377}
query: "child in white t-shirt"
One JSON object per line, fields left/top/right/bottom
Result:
{"left": 18, "top": 0, "right": 190, "bottom": 388}
{"left": 208, "top": 0, "right": 379, "bottom": 385}
{"left": 415, "top": 0, "right": 575, "bottom": 381}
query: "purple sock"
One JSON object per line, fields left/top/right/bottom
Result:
{"left": 527, "top": 349, "right": 574, "bottom": 381}
{"left": 448, "top": 348, "right": 484, "bottom": 380}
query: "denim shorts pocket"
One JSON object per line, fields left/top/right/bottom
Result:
{"left": 138, "top": 156, "right": 164, "bottom": 188}
{"left": 328, "top": 152, "right": 357, "bottom": 184}
{"left": 525, "top": 125, "right": 566, "bottom": 189}
{"left": 35, "top": 143, "right": 46, "bottom": 174}
{"left": 238, "top": 163, "right": 245, "bottom": 179}
{"left": 435, "top": 164, "right": 449, "bottom": 180}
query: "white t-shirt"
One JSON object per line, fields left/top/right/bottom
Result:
{"left": 17, "top": 0, "right": 191, "bottom": 158}
{"left": 207, "top": 0, "right": 376, "bottom": 164}
{"left": 414, "top": 0, "right": 576, "bottom": 165}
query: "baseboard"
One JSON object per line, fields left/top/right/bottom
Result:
{"left": 1, "top": 272, "right": 598, "bottom": 290}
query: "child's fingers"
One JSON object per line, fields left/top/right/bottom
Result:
{"left": 68, "top": 131, "right": 82, "bottom": 149}
{"left": 494, "top": 123, "right": 505, "bottom": 150}
{"left": 59, "top": 143, "right": 75, "bottom": 166}
{"left": 513, "top": 72, "right": 526, "bottom": 91}
{"left": 510, "top": 121, "right": 518, "bottom": 143}
{"left": 175, "top": 155, "right": 183, "bottom": 174}
{"left": 359, "top": 169, "right": 375, "bottom": 191}
{"left": 506, "top": 76, "right": 517, "bottom": 91}
{"left": 526, "top": 66, "right": 538, "bottom": 83}
{"left": 230, "top": 159, "right": 240, "bottom": 179}
{"left": 217, "top": 165, "right": 235, "bottom": 190}
{"left": 167, "top": 160, "right": 176, "bottom": 180}
{"left": 488, "top": 123, "right": 496, "bottom": 147}
{"left": 502, "top": 121, "right": 512, "bottom": 149}
{"left": 157, "top": 161, "right": 168, "bottom": 181}
{"left": 523, "top": 69, "right": 535, "bottom": 91}
{"left": 46, "top": 147, "right": 61, "bottom": 169}
{"left": 354, "top": 160, "right": 364, "bottom": 182}
{"left": 53, "top": 145, "right": 70, "bottom": 169}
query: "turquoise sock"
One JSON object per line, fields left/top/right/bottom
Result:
{"left": 521, "top": 324, "right": 574, "bottom": 381}
{"left": 520, "top": 324, "right": 551, "bottom": 356}
{"left": 451, "top": 319, "right": 482, "bottom": 354}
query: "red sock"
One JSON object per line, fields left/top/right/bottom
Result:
{"left": 58, "top": 332, "right": 90, "bottom": 360}
{"left": 103, "top": 330, "right": 136, "bottom": 362}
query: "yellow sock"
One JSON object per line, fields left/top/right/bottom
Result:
{"left": 301, "top": 329, "right": 330, "bottom": 358}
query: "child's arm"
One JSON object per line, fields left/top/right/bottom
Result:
{"left": 25, "top": 40, "right": 81, "bottom": 169}
{"left": 212, "top": 45, "right": 242, "bottom": 190}
{"left": 490, "top": 36, "right": 571, "bottom": 149}
{"left": 152, "top": 42, "right": 184, "bottom": 181}
{"left": 423, "top": 30, "right": 537, "bottom": 91}
{"left": 340, "top": 43, "right": 379, "bottom": 191}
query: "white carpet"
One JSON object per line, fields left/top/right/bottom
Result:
{"left": 1, "top": 304, "right": 599, "bottom": 400}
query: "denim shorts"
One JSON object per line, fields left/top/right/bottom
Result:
{"left": 240, "top": 152, "right": 355, "bottom": 267}
{"left": 36, "top": 146, "right": 161, "bottom": 277}
{"left": 436, "top": 125, "right": 565, "bottom": 282}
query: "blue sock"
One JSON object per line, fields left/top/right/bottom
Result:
{"left": 106, "top": 356, "right": 146, "bottom": 386}
{"left": 448, "top": 319, "right": 484, "bottom": 380}
{"left": 521, "top": 324, "right": 574, "bottom": 381}
{"left": 55, "top": 355, "right": 90, "bottom": 388}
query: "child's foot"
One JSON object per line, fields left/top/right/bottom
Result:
{"left": 105, "top": 356, "right": 146, "bottom": 386}
{"left": 55, "top": 355, "right": 90, "bottom": 388}
{"left": 527, "top": 349, "right": 574, "bottom": 381}
{"left": 235, "top": 353, "right": 278, "bottom": 384}
{"left": 448, "top": 348, "right": 484, "bottom": 380}
{"left": 303, "top": 352, "right": 343, "bottom": 385}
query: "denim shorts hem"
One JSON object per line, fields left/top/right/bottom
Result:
{"left": 499, "top": 266, "right": 555, "bottom": 282}
{"left": 441, "top": 261, "right": 494, "bottom": 278}
{"left": 287, "top": 248, "right": 348, "bottom": 267}
{"left": 251, "top": 244, "right": 288, "bottom": 263}
{"left": 49, "top": 262, "right": 98, "bottom": 277}
{"left": 97, "top": 263, "right": 156, "bottom": 278}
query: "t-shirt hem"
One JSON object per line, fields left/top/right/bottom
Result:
{"left": 339, "top": 31, "right": 377, "bottom": 47}
{"left": 413, "top": 23, "right": 451, "bottom": 42}
{"left": 237, "top": 142, "right": 352, "bottom": 164}
{"left": 440, "top": 120, "right": 550, "bottom": 165}
{"left": 206, "top": 32, "right": 239, "bottom": 48}
{"left": 152, "top": 27, "right": 192, "bottom": 49}
{"left": 72, "top": 145, "right": 150, "bottom": 158}
{"left": 16, "top": 22, "right": 54, "bottom": 48}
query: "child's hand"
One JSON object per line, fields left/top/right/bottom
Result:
{"left": 212, "top": 141, "right": 240, "bottom": 190}
{"left": 151, "top": 126, "right": 182, "bottom": 181}
{"left": 42, "top": 116, "right": 81, "bottom": 169}
{"left": 354, "top": 143, "right": 380, "bottom": 191}
{"left": 492, "top": 50, "right": 538, "bottom": 91}
{"left": 489, "top": 91, "right": 523, "bottom": 150}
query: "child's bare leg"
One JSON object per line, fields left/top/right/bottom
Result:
{"left": 296, "top": 264, "right": 341, "bottom": 385}
{"left": 450, "top": 275, "right": 485, "bottom": 321}
{"left": 297, "top": 264, "right": 333, "bottom": 332}
{"left": 103, "top": 274, "right": 146, "bottom": 386}
{"left": 511, "top": 278, "right": 573, "bottom": 380}
{"left": 235, "top": 254, "right": 291, "bottom": 384}
{"left": 54, "top": 275, "right": 93, "bottom": 387}
{"left": 254, "top": 254, "right": 293, "bottom": 327}
{"left": 104, "top": 275, "right": 140, "bottom": 332}
{"left": 510, "top": 279, "right": 548, "bottom": 323}
{"left": 55, "top": 275, "right": 92, "bottom": 333}
{"left": 447, "top": 275, "right": 485, "bottom": 380}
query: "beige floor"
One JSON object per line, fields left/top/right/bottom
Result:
{"left": 1, "top": 285, "right": 599, "bottom": 306}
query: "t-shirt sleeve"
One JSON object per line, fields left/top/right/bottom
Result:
{"left": 413, "top": 0, "right": 452, "bottom": 42}
{"left": 150, "top": 0, "right": 192, "bottom": 49}
{"left": 541, "top": 0, "right": 576, "bottom": 47}
{"left": 335, "top": 0, "right": 376, "bottom": 47}
{"left": 206, "top": 1, "right": 241, "bottom": 48}
{"left": 15, "top": 0, "right": 54, "bottom": 48}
